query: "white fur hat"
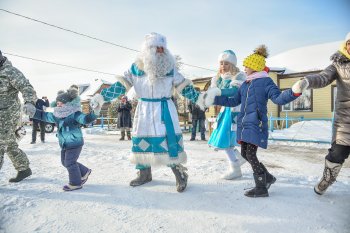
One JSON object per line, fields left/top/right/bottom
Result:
{"left": 346, "top": 32, "right": 350, "bottom": 42}
{"left": 218, "top": 50, "right": 237, "bottom": 66}
{"left": 142, "top": 32, "right": 167, "bottom": 49}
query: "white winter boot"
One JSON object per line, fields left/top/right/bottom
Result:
{"left": 222, "top": 161, "right": 242, "bottom": 180}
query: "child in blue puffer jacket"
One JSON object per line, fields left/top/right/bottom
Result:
{"left": 204, "top": 45, "right": 301, "bottom": 198}
{"left": 28, "top": 85, "right": 101, "bottom": 191}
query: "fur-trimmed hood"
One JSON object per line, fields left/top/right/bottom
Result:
{"left": 331, "top": 51, "right": 350, "bottom": 64}
{"left": 211, "top": 71, "right": 246, "bottom": 88}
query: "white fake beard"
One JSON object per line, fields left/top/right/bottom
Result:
{"left": 142, "top": 47, "right": 175, "bottom": 83}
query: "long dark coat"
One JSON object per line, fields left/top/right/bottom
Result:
{"left": 117, "top": 101, "right": 132, "bottom": 128}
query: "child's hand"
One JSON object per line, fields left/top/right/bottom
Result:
{"left": 292, "top": 79, "right": 309, "bottom": 94}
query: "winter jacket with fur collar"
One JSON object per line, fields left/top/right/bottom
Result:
{"left": 32, "top": 110, "right": 97, "bottom": 149}
{"left": 305, "top": 51, "right": 350, "bottom": 146}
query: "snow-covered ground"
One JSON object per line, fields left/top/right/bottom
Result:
{"left": 1, "top": 122, "right": 349, "bottom": 233}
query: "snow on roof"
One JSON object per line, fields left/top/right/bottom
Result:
{"left": 79, "top": 78, "right": 113, "bottom": 101}
{"left": 267, "top": 41, "right": 341, "bottom": 74}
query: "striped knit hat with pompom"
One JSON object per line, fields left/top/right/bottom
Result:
{"left": 243, "top": 45, "right": 269, "bottom": 72}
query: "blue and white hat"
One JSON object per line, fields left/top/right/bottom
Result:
{"left": 218, "top": 50, "right": 237, "bottom": 66}
{"left": 142, "top": 32, "right": 167, "bottom": 49}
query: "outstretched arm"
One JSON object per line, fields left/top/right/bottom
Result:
{"left": 75, "top": 111, "right": 98, "bottom": 125}
{"left": 173, "top": 71, "right": 203, "bottom": 107}
{"left": 31, "top": 110, "right": 56, "bottom": 124}
{"left": 305, "top": 64, "right": 338, "bottom": 89}
{"left": 214, "top": 90, "right": 241, "bottom": 107}
{"left": 267, "top": 79, "right": 299, "bottom": 105}
{"left": 7, "top": 66, "right": 37, "bottom": 104}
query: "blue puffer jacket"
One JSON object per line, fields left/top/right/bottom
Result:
{"left": 214, "top": 77, "right": 298, "bottom": 149}
{"left": 33, "top": 110, "right": 97, "bottom": 149}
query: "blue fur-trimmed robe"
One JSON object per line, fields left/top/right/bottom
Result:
{"left": 100, "top": 63, "right": 199, "bottom": 166}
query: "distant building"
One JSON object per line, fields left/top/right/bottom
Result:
{"left": 267, "top": 41, "right": 340, "bottom": 122}
{"left": 78, "top": 78, "right": 113, "bottom": 116}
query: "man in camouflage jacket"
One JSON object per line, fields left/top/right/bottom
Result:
{"left": 0, "top": 51, "right": 37, "bottom": 182}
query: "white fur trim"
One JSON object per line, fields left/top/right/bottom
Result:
{"left": 204, "top": 87, "right": 221, "bottom": 107}
{"left": 126, "top": 86, "right": 138, "bottom": 101}
{"left": 210, "top": 76, "right": 218, "bottom": 88}
{"left": 130, "top": 151, "right": 187, "bottom": 166}
{"left": 218, "top": 51, "right": 237, "bottom": 66}
{"left": 115, "top": 75, "right": 132, "bottom": 91}
{"left": 346, "top": 32, "right": 350, "bottom": 42}
{"left": 175, "top": 78, "right": 192, "bottom": 93}
{"left": 142, "top": 32, "right": 167, "bottom": 49}
{"left": 195, "top": 93, "right": 206, "bottom": 111}
{"left": 230, "top": 80, "right": 243, "bottom": 87}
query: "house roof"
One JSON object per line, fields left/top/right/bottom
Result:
{"left": 79, "top": 78, "right": 113, "bottom": 101}
{"left": 267, "top": 41, "right": 341, "bottom": 74}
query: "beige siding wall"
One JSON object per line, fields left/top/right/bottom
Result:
{"left": 267, "top": 72, "right": 279, "bottom": 118}
{"left": 279, "top": 76, "right": 335, "bottom": 119}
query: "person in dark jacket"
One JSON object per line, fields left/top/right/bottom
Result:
{"left": 117, "top": 95, "right": 132, "bottom": 140}
{"left": 292, "top": 32, "right": 350, "bottom": 195}
{"left": 204, "top": 45, "right": 300, "bottom": 198}
{"left": 30, "top": 96, "right": 49, "bottom": 144}
{"left": 188, "top": 97, "right": 207, "bottom": 141}
{"left": 24, "top": 85, "right": 101, "bottom": 191}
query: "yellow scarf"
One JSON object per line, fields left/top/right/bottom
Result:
{"left": 339, "top": 42, "right": 350, "bottom": 60}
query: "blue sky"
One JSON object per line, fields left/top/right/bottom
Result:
{"left": 0, "top": 0, "right": 349, "bottom": 100}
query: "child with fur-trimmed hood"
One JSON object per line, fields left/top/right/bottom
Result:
{"left": 25, "top": 85, "right": 101, "bottom": 191}
{"left": 205, "top": 45, "right": 301, "bottom": 198}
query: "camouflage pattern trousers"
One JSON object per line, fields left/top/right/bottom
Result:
{"left": 0, "top": 105, "right": 30, "bottom": 171}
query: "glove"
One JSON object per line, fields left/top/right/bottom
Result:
{"left": 23, "top": 102, "right": 36, "bottom": 118}
{"left": 15, "top": 126, "right": 26, "bottom": 142}
{"left": 90, "top": 94, "right": 105, "bottom": 115}
{"left": 204, "top": 87, "right": 221, "bottom": 107}
{"left": 292, "top": 79, "right": 309, "bottom": 94}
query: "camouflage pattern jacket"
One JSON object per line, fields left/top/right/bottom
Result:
{"left": 0, "top": 58, "right": 37, "bottom": 134}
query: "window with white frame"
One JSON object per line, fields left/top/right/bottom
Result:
{"left": 282, "top": 89, "right": 312, "bottom": 112}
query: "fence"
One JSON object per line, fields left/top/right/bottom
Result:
{"left": 268, "top": 112, "right": 334, "bottom": 144}
{"left": 89, "top": 117, "right": 118, "bottom": 130}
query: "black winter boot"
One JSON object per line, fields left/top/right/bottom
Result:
{"left": 130, "top": 168, "right": 152, "bottom": 186}
{"left": 314, "top": 159, "right": 342, "bottom": 195}
{"left": 244, "top": 173, "right": 269, "bottom": 198}
{"left": 119, "top": 131, "right": 125, "bottom": 141}
{"left": 171, "top": 164, "right": 188, "bottom": 192}
{"left": 9, "top": 168, "right": 32, "bottom": 182}
{"left": 260, "top": 163, "right": 276, "bottom": 189}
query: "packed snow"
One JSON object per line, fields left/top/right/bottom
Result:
{"left": 0, "top": 121, "right": 349, "bottom": 233}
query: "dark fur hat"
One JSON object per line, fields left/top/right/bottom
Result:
{"left": 56, "top": 85, "right": 79, "bottom": 104}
